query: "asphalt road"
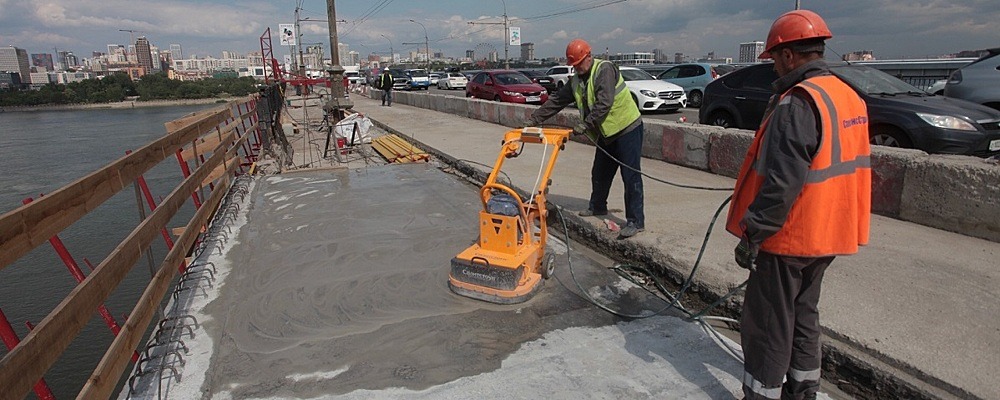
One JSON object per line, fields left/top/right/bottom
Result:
{"left": 422, "top": 85, "right": 702, "bottom": 124}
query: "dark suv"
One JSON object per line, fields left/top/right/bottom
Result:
{"left": 699, "top": 62, "right": 1000, "bottom": 156}
{"left": 944, "top": 48, "right": 1000, "bottom": 111}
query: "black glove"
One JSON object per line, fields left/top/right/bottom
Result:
{"left": 734, "top": 234, "right": 759, "bottom": 271}
{"left": 572, "top": 122, "right": 588, "bottom": 136}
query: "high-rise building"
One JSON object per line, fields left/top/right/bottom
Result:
{"left": 520, "top": 42, "right": 534, "bottom": 61}
{"left": 338, "top": 43, "right": 351, "bottom": 66}
{"left": 58, "top": 51, "right": 78, "bottom": 70}
{"left": 652, "top": 48, "right": 667, "bottom": 63}
{"left": 135, "top": 37, "right": 154, "bottom": 71}
{"left": 466, "top": 50, "right": 475, "bottom": 59}
{"left": 0, "top": 46, "right": 32, "bottom": 84}
{"left": 739, "top": 41, "right": 765, "bottom": 63}
{"left": 169, "top": 44, "right": 183, "bottom": 60}
{"left": 31, "top": 53, "right": 55, "bottom": 71}
{"left": 674, "top": 52, "right": 684, "bottom": 63}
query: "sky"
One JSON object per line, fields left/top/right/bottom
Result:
{"left": 1, "top": 0, "right": 997, "bottom": 62}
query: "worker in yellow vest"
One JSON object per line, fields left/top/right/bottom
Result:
{"left": 529, "top": 38, "right": 645, "bottom": 238}
{"left": 725, "top": 9, "right": 872, "bottom": 400}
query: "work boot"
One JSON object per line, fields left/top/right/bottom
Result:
{"left": 578, "top": 209, "right": 608, "bottom": 217}
{"left": 619, "top": 221, "right": 644, "bottom": 239}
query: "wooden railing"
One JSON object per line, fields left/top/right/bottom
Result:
{"left": 0, "top": 95, "right": 261, "bottom": 400}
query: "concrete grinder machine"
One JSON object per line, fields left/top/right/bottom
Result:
{"left": 449, "top": 127, "right": 571, "bottom": 304}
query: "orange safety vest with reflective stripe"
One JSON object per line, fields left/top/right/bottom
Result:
{"left": 726, "top": 75, "right": 872, "bottom": 257}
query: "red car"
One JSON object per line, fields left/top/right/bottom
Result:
{"left": 466, "top": 70, "right": 549, "bottom": 104}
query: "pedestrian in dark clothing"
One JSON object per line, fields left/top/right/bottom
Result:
{"left": 726, "top": 10, "right": 872, "bottom": 400}
{"left": 379, "top": 67, "right": 393, "bottom": 106}
{"left": 529, "top": 38, "right": 645, "bottom": 238}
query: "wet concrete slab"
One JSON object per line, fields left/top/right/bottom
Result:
{"left": 127, "top": 163, "right": 765, "bottom": 399}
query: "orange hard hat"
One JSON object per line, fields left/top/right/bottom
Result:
{"left": 566, "top": 39, "right": 592, "bottom": 66}
{"left": 759, "top": 9, "right": 832, "bottom": 59}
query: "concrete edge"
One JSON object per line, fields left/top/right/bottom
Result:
{"left": 369, "top": 115, "right": 976, "bottom": 400}
{"left": 366, "top": 90, "right": 1000, "bottom": 243}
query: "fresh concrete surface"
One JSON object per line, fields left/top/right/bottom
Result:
{"left": 354, "top": 94, "right": 1000, "bottom": 399}
{"left": 126, "top": 164, "right": 817, "bottom": 399}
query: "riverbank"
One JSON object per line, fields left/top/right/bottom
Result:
{"left": 0, "top": 97, "right": 238, "bottom": 113}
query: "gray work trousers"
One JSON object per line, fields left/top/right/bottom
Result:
{"left": 741, "top": 252, "right": 834, "bottom": 400}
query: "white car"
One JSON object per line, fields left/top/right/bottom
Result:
{"left": 429, "top": 73, "right": 441, "bottom": 86}
{"left": 545, "top": 65, "right": 575, "bottom": 90}
{"left": 619, "top": 66, "right": 687, "bottom": 112}
{"left": 437, "top": 72, "right": 468, "bottom": 90}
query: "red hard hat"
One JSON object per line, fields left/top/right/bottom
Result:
{"left": 759, "top": 9, "right": 832, "bottom": 59}
{"left": 566, "top": 39, "right": 592, "bottom": 66}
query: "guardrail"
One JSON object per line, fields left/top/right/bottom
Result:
{"left": 0, "top": 95, "right": 262, "bottom": 399}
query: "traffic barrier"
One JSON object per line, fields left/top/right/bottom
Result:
{"left": 363, "top": 89, "right": 1000, "bottom": 243}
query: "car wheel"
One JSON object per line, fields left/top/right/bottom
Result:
{"left": 557, "top": 81, "right": 564, "bottom": 90}
{"left": 708, "top": 110, "right": 735, "bottom": 128}
{"left": 494, "top": 95, "right": 502, "bottom": 102}
{"left": 870, "top": 125, "right": 912, "bottom": 148}
{"left": 466, "top": 91, "right": 473, "bottom": 98}
{"left": 688, "top": 90, "right": 703, "bottom": 108}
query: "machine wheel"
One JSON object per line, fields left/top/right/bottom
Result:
{"left": 688, "top": 90, "right": 703, "bottom": 108}
{"left": 870, "top": 125, "right": 912, "bottom": 148}
{"left": 708, "top": 110, "right": 735, "bottom": 128}
{"left": 542, "top": 254, "right": 556, "bottom": 279}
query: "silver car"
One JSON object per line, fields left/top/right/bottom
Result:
{"left": 944, "top": 49, "right": 1000, "bottom": 111}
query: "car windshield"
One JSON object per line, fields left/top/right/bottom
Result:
{"left": 620, "top": 69, "right": 656, "bottom": 81}
{"left": 495, "top": 73, "right": 533, "bottom": 85}
{"left": 408, "top": 70, "right": 428, "bottom": 77}
{"left": 832, "top": 66, "right": 925, "bottom": 96}
{"left": 448, "top": 73, "right": 465, "bottom": 78}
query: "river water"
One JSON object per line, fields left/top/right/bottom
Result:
{"left": 0, "top": 104, "right": 215, "bottom": 397}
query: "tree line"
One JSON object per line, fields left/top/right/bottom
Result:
{"left": 0, "top": 72, "right": 259, "bottom": 107}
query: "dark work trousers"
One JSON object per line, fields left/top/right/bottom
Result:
{"left": 589, "top": 121, "right": 644, "bottom": 228}
{"left": 382, "top": 88, "right": 393, "bottom": 106}
{"left": 741, "top": 252, "right": 834, "bottom": 400}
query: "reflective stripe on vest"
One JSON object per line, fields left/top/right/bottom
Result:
{"left": 725, "top": 75, "right": 872, "bottom": 257}
{"left": 571, "top": 59, "right": 641, "bottom": 140}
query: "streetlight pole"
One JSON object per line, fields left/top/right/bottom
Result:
{"left": 501, "top": 0, "right": 509, "bottom": 69}
{"left": 325, "top": 0, "right": 351, "bottom": 112}
{"left": 795, "top": 0, "right": 801, "bottom": 9}
{"left": 409, "top": 19, "right": 430, "bottom": 71}
{"left": 381, "top": 34, "right": 394, "bottom": 66}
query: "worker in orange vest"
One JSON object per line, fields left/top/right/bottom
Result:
{"left": 725, "top": 9, "right": 871, "bottom": 400}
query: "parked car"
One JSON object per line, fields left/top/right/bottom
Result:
{"left": 437, "top": 72, "right": 468, "bottom": 90}
{"left": 925, "top": 79, "right": 947, "bottom": 95}
{"left": 404, "top": 68, "right": 431, "bottom": 90}
{"left": 429, "top": 73, "right": 442, "bottom": 86}
{"left": 518, "top": 69, "right": 557, "bottom": 92}
{"left": 699, "top": 62, "right": 1000, "bottom": 156}
{"left": 344, "top": 71, "right": 364, "bottom": 85}
{"left": 618, "top": 66, "right": 687, "bottom": 113}
{"left": 545, "top": 65, "right": 575, "bottom": 89}
{"left": 944, "top": 48, "right": 1000, "bottom": 111}
{"left": 387, "top": 69, "right": 412, "bottom": 91}
{"left": 657, "top": 63, "right": 733, "bottom": 108}
{"left": 466, "top": 70, "right": 549, "bottom": 104}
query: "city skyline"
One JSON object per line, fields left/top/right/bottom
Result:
{"left": 1, "top": 1, "right": 998, "bottom": 64}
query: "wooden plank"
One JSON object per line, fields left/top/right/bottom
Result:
{"left": 0, "top": 114, "right": 239, "bottom": 399}
{"left": 78, "top": 161, "right": 237, "bottom": 400}
{"left": 171, "top": 227, "right": 185, "bottom": 238}
{"left": 0, "top": 100, "right": 239, "bottom": 271}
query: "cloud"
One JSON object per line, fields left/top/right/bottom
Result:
{"left": 599, "top": 28, "right": 624, "bottom": 40}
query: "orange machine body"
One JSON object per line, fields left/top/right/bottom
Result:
{"left": 449, "top": 127, "right": 571, "bottom": 304}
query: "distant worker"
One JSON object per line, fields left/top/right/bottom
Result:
{"left": 379, "top": 67, "right": 393, "bottom": 107}
{"left": 725, "top": 9, "right": 871, "bottom": 400}
{"left": 528, "top": 38, "right": 645, "bottom": 238}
